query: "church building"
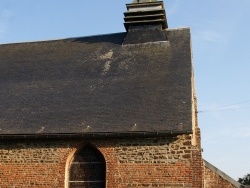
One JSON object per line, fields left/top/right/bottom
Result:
{"left": 0, "top": 0, "right": 244, "bottom": 187}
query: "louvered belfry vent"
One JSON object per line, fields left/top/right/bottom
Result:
{"left": 124, "top": 1, "right": 168, "bottom": 31}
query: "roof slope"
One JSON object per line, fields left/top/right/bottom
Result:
{"left": 204, "top": 160, "right": 243, "bottom": 188}
{"left": 0, "top": 28, "right": 192, "bottom": 136}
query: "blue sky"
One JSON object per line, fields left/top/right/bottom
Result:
{"left": 1, "top": 0, "right": 249, "bottom": 180}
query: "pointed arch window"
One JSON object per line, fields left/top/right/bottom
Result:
{"left": 69, "top": 145, "right": 106, "bottom": 188}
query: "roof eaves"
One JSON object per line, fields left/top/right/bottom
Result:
{"left": 0, "top": 130, "right": 192, "bottom": 140}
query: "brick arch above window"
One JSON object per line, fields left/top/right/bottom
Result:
{"left": 69, "top": 144, "right": 106, "bottom": 188}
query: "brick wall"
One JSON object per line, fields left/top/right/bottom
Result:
{"left": 0, "top": 141, "right": 75, "bottom": 187}
{"left": 192, "top": 127, "right": 203, "bottom": 188}
{"left": 0, "top": 135, "right": 202, "bottom": 187}
{"left": 203, "top": 160, "right": 240, "bottom": 188}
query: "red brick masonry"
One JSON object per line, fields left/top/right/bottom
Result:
{"left": 0, "top": 135, "right": 203, "bottom": 187}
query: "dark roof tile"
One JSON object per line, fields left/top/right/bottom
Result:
{"left": 0, "top": 28, "right": 193, "bottom": 136}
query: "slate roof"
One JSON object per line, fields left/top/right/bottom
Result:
{"left": 0, "top": 28, "right": 193, "bottom": 137}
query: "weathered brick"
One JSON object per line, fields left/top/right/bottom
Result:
{"left": 203, "top": 163, "right": 238, "bottom": 188}
{"left": 0, "top": 135, "right": 204, "bottom": 187}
